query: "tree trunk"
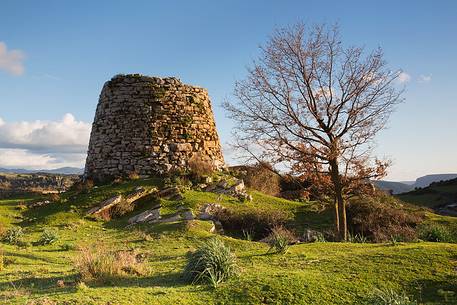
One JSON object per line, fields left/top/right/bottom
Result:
{"left": 329, "top": 159, "right": 347, "bottom": 241}
{"left": 334, "top": 198, "right": 340, "bottom": 234}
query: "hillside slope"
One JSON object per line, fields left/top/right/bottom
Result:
{"left": 397, "top": 178, "right": 457, "bottom": 215}
{"left": 0, "top": 178, "right": 456, "bottom": 304}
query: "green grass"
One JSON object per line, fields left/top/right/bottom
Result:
{"left": 0, "top": 179, "right": 456, "bottom": 304}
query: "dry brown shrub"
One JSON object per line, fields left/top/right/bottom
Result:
{"left": 347, "top": 194, "right": 424, "bottom": 242}
{"left": 188, "top": 153, "right": 214, "bottom": 180}
{"left": 214, "top": 207, "right": 291, "bottom": 240}
{"left": 74, "top": 243, "right": 147, "bottom": 283}
{"left": 71, "top": 179, "right": 94, "bottom": 194}
{"left": 127, "top": 171, "right": 140, "bottom": 180}
{"left": 242, "top": 163, "right": 281, "bottom": 197}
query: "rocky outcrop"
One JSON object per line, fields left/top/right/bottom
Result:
{"left": 87, "top": 187, "right": 156, "bottom": 216}
{"left": 84, "top": 74, "right": 225, "bottom": 182}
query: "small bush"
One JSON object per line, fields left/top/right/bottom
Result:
{"left": 71, "top": 179, "right": 94, "bottom": 194}
{"left": 183, "top": 238, "right": 238, "bottom": 288}
{"left": 127, "top": 171, "right": 140, "bottom": 180}
{"left": 368, "top": 288, "right": 417, "bottom": 305}
{"left": 214, "top": 207, "right": 291, "bottom": 240}
{"left": 2, "top": 227, "right": 24, "bottom": 245}
{"left": 418, "top": 224, "right": 454, "bottom": 242}
{"left": 188, "top": 153, "right": 214, "bottom": 180}
{"left": 239, "top": 163, "right": 281, "bottom": 197}
{"left": 347, "top": 194, "right": 423, "bottom": 242}
{"left": 265, "top": 226, "right": 296, "bottom": 254}
{"left": 347, "top": 233, "right": 368, "bottom": 243}
{"left": 74, "top": 244, "right": 146, "bottom": 283}
{"left": 61, "top": 242, "right": 76, "bottom": 251}
{"left": 37, "top": 229, "right": 59, "bottom": 245}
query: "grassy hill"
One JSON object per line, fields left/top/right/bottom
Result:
{"left": 397, "top": 178, "right": 457, "bottom": 213}
{"left": 0, "top": 178, "right": 456, "bottom": 304}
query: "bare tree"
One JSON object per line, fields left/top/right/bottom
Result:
{"left": 223, "top": 23, "right": 403, "bottom": 240}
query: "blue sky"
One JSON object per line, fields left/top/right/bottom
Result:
{"left": 0, "top": 0, "right": 456, "bottom": 180}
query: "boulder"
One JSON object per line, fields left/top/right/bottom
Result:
{"left": 181, "top": 209, "right": 194, "bottom": 220}
{"left": 128, "top": 204, "right": 161, "bottom": 224}
{"left": 87, "top": 195, "right": 123, "bottom": 215}
{"left": 199, "top": 203, "right": 225, "bottom": 220}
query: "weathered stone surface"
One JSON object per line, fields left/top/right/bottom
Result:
{"left": 128, "top": 204, "right": 161, "bottom": 224}
{"left": 88, "top": 186, "right": 156, "bottom": 216}
{"left": 84, "top": 74, "right": 225, "bottom": 182}
{"left": 199, "top": 203, "right": 225, "bottom": 220}
{"left": 158, "top": 186, "right": 181, "bottom": 199}
{"left": 87, "top": 195, "right": 123, "bottom": 215}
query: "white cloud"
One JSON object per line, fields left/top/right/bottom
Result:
{"left": 418, "top": 74, "right": 432, "bottom": 83}
{"left": 0, "top": 114, "right": 91, "bottom": 169}
{"left": 0, "top": 42, "right": 25, "bottom": 76}
{"left": 0, "top": 113, "right": 91, "bottom": 153}
{"left": 398, "top": 72, "right": 411, "bottom": 84}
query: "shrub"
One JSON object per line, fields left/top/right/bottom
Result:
{"left": 265, "top": 226, "right": 296, "bottom": 254}
{"left": 74, "top": 244, "right": 146, "bottom": 283}
{"left": 418, "top": 224, "right": 454, "bottom": 242}
{"left": 214, "top": 207, "right": 291, "bottom": 240}
{"left": 183, "top": 238, "right": 238, "bottom": 288}
{"left": 368, "top": 288, "right": 417, "bottom": 305}
{"left": 37, "top": 229, "right": 59, "bottom": 245}
{"left": 347, "top": 233, "right": 368, "bottom": 243}
{"left": 347, "top": 195, "right": 423, "bottom": 242}
{"left": 2, "top": 227, "right": 24, "bottom": 245}
{"left": 71, "top": 179, "right": 94, "bottom": 194}
{"left": 127, "top": 171, "right": 140, "bottom": 180}
{"left": 239, "top": 163, "right": 281, "bottom": 197}
{"left": 188, "top": 153, "right": 214, "bottom": 180}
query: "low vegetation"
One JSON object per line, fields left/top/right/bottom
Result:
{"left": 184, "top": 237, "right": 238, "bottom": 288}
{"left": 265, "top": 226, "right": 296, "bottom": 253}
{"left": 74, "top": 243, "right": 146, "bottom": 284}
{"left": 0, "top": 177, "right": 455, "bottom": 304}
{"left": 347, "top": 194, "right": 424, "bottom": 242}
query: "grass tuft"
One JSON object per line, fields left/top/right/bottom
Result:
{"left": 183, "top": 237, "right": 238, "bottom": 288}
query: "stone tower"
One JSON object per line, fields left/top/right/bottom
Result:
{"left": 84, "top": 74, "right": 224, "bottom": 182}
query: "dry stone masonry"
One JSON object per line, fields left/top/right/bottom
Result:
{"left": 85, "top": 74, "right": 224, "bottom": 182}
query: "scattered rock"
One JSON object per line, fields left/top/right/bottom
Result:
{"left": 302, "top": 229, "right": 324, "bottom": 242}
{"left": 88, "top": 186, "right": 157, "bottom": 217}
{"left": 181, "top": 209, "right": 194, "bottom": 221}
{"left": 87, "top": 195, "right": 123, "bottom": 215}
{"left": 203, "top": 179, "right": 252, "bottom": 202}
{"left": 128, "top": 204, "right": 161, "bottom": 224}
{"left": 199, "top": 203, "right": 225, "bottom": 220}
{"left": 158, "top": 186, "right": 181, "bottom": 200}
{"left": 29, "top": 200, "right": 51, "bottom": 208}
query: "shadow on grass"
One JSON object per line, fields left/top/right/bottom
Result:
{"left": 408, "top": 275, "right": 457, "bottom": 304}
{"left": 4, "top": 250, "right": 63, "bottom": 264}
{"left": 0, "top": 271, "right": 192, "bottom": 297}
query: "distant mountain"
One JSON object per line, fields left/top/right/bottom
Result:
{"left": 0, "top": 167, "right": 83, "bottom": 175}
{"left": 413, "top": 174, "right": 457, "bottom": 188}
{"left": 374, "top": 173, "right": 457, "bottom": 195}
{"left": 372, "top": 180, "right": 414, "bottom": 195}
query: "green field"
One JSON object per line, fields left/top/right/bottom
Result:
{"left": 0, "top": 178, "right": 456, "bottom": 304}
